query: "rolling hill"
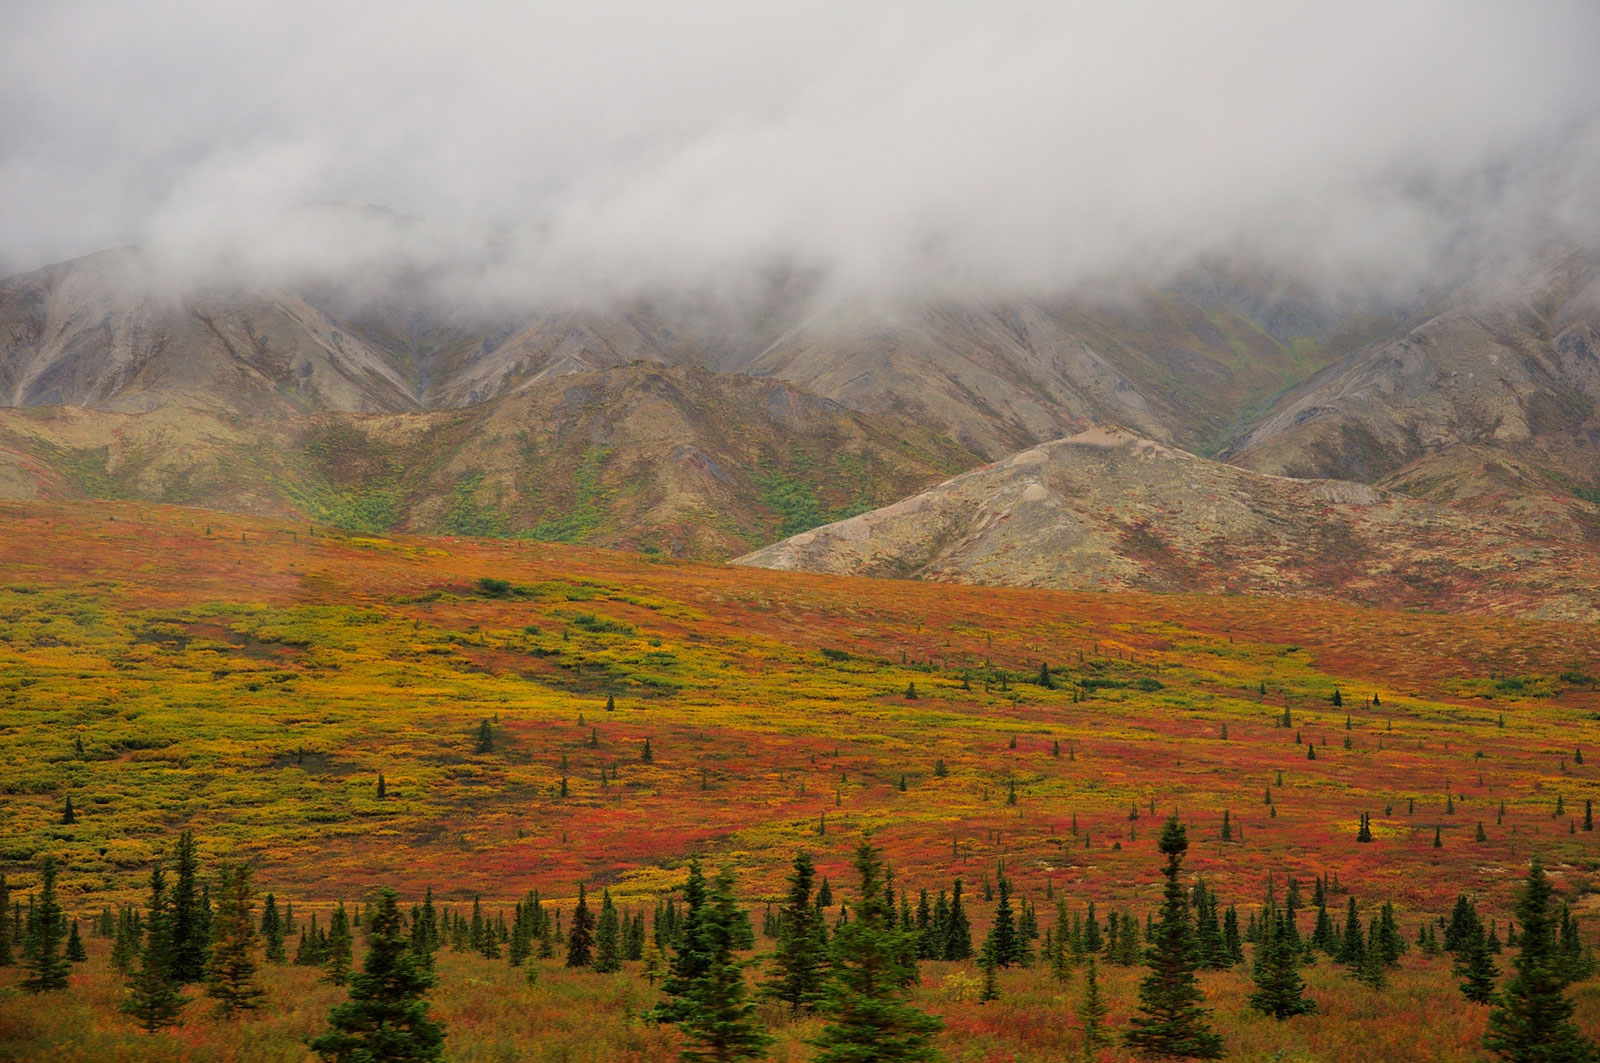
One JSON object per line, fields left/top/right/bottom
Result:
{"left": 737, "top": 427, "right": 1600, "bottom": 621}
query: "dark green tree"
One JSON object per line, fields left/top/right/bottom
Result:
{"left": 1457, "top": 922, "right": 1501, "bottom": 1006}
{"left": 983, "top": 875, "right": 1022, "bottom": 967}
{"left": 325, "top": 901, "right": 354, "bottom": 985}
{"left": 168, "top": 831, "right": 209, "bottom": 984}
{"left": 764, "top": 851, "right": 828, "bottom": 1014}
{"left": 1339, "top": 897, "right": 1366, "bottom": 968}
{"left": 111, "top": 905, "right": 142, "bottom": 973}
{"left": 594, "top": 889, "right": 623, "bottom": 973}
{"left": 1484, "top": 858, "right": 1596, "bottom": 1062}
{"left": 261, "top": 893, "right": 286, "bottom": 964}
{"left": 1079, "top": 955, "right": 1111, "bottom": 1061}
{"left": 811, "top": 842, "right": 942, "bottom": 1063}
{"left": 678, "top": 865, "right": 772, "bottom": 1063}
{"left": 944, "top": 880, "right": 973, "bottom": 961}
{"left": 205, "top": 862, "right": 266, "bottom": 1017}
{"left": 1250, "top": 908, "right": 1315, "bottom": 1020}
{"left": 653, "top": 858, "right": 715, "bottom": 1023}
{"left": 1124, "top": 815, "right": 1224, "bottom": 1060}
{"left": 123, "top": 864, "right": 186, "bottom": 1033}
{"left": 21, "top": 857, "right": 69, "bottom": 993}
{"left": 566, "top": 883, "right": 596, "bottom": 969}
{"left": 311, "top": 887, "right": 445, "bottom": 1063}
{"left": 66, "top": 920, "right": 88, "bottom": 963}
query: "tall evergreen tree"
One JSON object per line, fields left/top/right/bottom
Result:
{"left": 1124, "top": 815, "right": 1224, "bottom": 1060}
{"left": 168, "top": 831, "right": 209, "bottom": 984}
{"left": 20, "top": 857, "right": 69, "bottom": 993}
{"left": 325, "top": 901, "right": 354, "bottom": 985}
{"left": 944, "top": 879, "right": 973, "bottom": 961}
{"left": 1484, "top": 858, "right": 1597, "bottom": 1063}
{"left": 678, "top": 866, "right": 772, "bottom": 1063}
{"left": 311, "top": 887, "right": 445, "bottom": 1063}
{"left": 111, "top": 905, "right": 142, "bottom": 973}
{"left": 1250, "top": 908, "right": 1315, "bottom": 1020}
{"left": 566, "top": 883, "right": 596, "bottom": 969}
{"left": 206, "top": 862, "right": 266, "bottom": 1017}
{"left": 764, "top": 851, "right": 828, "bottom": 1014}
{"left": 811, "top": 841, "right": 942, "bottom": 1063}
{"left": 261, "top": 893, "right": 286, "bottom": 964}
{"left": 652, "top": 858, "right": 713, "bottom": 1024}
{"left": 1457, "top": 922, "right": 1501, "bottom": 1006}
{"left": 594, "top": 889, "right": 623, "bottom": 973}
{"left": 983, "top": 875, "right": 1023, "bottom": 967}
{"left": 1339, "top": 897, "right": 1366, "bottom": 968}
{"left": 123, "top": 864, "right": 186, "bottom": 1033}
{"left": 1079, "top": 956, "right": 1111, "bottom": 1062}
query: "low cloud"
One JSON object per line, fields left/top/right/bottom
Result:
{"left": 3, "top": 0, "right": 1597, "bottom": 307}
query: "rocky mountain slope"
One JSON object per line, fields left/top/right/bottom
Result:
{"left": 7, "top": 242, "right": 1600, "bottom": 594}
{"left": 1224, "top": 250, "right": 1600, "bottom": 491}
{"left": 741, "top": 292, "right": 1388, "bottom": 459}
{"left": 0, "top": 248, "right": 1372, "bottom": 455}
{"left": 736, "top": 428, "right": 1600, "bottom": 621}
{"left": 0, "top": 363, "right": 975, "bottom": 557}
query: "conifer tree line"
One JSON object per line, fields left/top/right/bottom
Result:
{"left": 7, "top": 822, "right": 1598, "bottom": 1062}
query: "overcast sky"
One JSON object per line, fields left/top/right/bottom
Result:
{"left": 3, "top": 0, "right": 1598, "bottom": 303}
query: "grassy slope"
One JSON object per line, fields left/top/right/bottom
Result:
{"left": 0, "top": 366, "right": 979, "bottom": 558}
{"left": 2, "top": 499, "right": 1599, "bottom": 1060}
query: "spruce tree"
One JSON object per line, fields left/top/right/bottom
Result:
{"left": 1079, "top": 955, "right": 1111, "bottom": 1061}
{"left": 111, "top": 905, "right": 142, "bottom": 973}
{"left": 678, "top": 865, "right": 772, "bottom": 1063}
{"left": 652, "top": 858, "right": 714, "bottom": 1024}
{"left": 261, "top": 894, "right": 286, "bottom": 964}
{"left": 979, "top": 949, "right": 1000, "bottom": 1002}
{"left": 168, "top": 831, "right": 209, "bottom": 984}
{"left": 594, "top": 889, "right": 623, "bottom": 973}
{"left": 21, "top": 857, "right": 69, "bottom": 993}
{"left": 206, "top": 862, "right": 266, "bottom": 1017}
{"left": 325, "top": 901, "right": 354, "bottom": 985}
{"left": 1124, "top": 815, "right": 1224, "bottom": 1060}
{"left": 1457, "top": 922, "right": 1500, "bottom": 1006}
{"left": 566, "top": 883, "right": 596, "bottom": 969}
{"left": 764, "top": 851, "right": 828, "bottom": 1014}
{"left": 811, "top": 841, "right": 941, "bottom": 1063}
{"left": 983, "top": 875, "right": 1022, "bottom": 967}
{"left": 1484, "top": 858, "right": 1596, "bottom": 1062}
{"left": 1250, "top": 908, "right": 1315, "bottom": 1019}
{"left": 66, "top": 920, "right": 88, "bottom": 963}
{"left": 123, "top": 864, "right": 186, "bottom": 1033}
{"left": 1339, "top": 897, "right": 1366, "bottom": 968}
{"left": 944, "top": 879, "right": 973, "bottom": 960}
{"left": 311, "top": 887, "right": 445, "bottom": 1063}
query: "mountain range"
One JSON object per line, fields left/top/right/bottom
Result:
{"left": 2, "top": 243, "right": 1597, "bottom": 616}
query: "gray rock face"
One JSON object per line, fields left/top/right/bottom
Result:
{"left": 737, "top": 427, "right": 1600, "bottom": 621}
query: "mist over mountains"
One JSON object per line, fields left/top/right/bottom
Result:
{"left": 4, "top": 1, "right": 1599, "bottom": 307}
{"left": 3, "top": 1, "right": 1600, "bottom": 617}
